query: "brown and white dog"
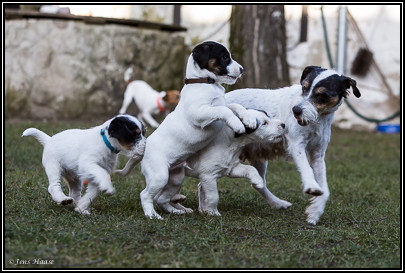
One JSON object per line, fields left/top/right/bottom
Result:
{"left": 119, "top": 67, "right": 180, "bottom": 128}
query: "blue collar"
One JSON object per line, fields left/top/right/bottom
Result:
{"left": 100, "top": 128, "right": 120, "bottom": 154}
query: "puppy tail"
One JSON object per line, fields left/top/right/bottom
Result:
{"left": 22, "top": 128, "right": 50, "bottom": 146}
{"left": 124, "top": 67, "right": 134, "bottom": 83}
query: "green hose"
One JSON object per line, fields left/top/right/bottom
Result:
{"left": 320, "top": 6, "right": 400, "bottom": 123}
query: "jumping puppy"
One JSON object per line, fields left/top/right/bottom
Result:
{"left": 225, "top": 66, "right": 361, "bottom": 225}
{"left": 139, "top": 41, "right": 257, "bottom": 219}
{"left": 118, "top": 67, "right": 180, "bottom": 128}
{"left": 116, "top": 110, "right": 290, "bottom": 216}
{"left": 22, "top": 114, "right": 146, "bottom": 215}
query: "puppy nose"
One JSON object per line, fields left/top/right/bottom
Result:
{"left": 239, "top": 67, "right": 244, "bottom": 74}
{"left": 292, "top": 106, "right": 302, "bottom": 116}
{"left": 280, "top": 123, "right": 285, "bottom": 129}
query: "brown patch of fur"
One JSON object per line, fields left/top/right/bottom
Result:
{"left": 163, "top": 90, "right": 181, "bottom": 108}
{"left": 312, "top": 87, "right": 340, "bottom": 114}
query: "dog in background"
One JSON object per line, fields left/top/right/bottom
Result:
{"left": 225, "top": 65, "right": 361, "bottom": 225}
{"left": 118, "top": 67, "right": 180, "bottom": 128}
{"left": 139, "top": 41, "right": 257, "bottom": 219}
{"left": 22, "top": 114, "right": 146, "bottom": 215}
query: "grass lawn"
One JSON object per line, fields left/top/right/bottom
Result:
{"left": 4, "top": 119, "right": 401, "bottom": 269}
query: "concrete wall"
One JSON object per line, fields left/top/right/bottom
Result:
{"left": 5, "top": 13, "right": 186, "bottom": 120}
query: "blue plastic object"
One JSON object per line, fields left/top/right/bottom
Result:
{"left": 376, "top": 124, "right": 400, "bottom": 134}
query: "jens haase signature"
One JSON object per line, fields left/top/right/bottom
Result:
{"left": 8, "top": 258, "right": 55, "bottom": 266}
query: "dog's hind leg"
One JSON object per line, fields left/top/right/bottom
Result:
{"left": 75, "top": 182, "right": 99, "bottom": 215}
{"left": 197, "top": 174, "right": 222, "bottom": 216}
{"left": 44, "top": 162, "right": 73, "bottom": 205}
{"left": 65, "top": 176, "right": 82, "bottom": 204}
{"left": 140, "top": 161, "right": 171, "bottom": 220}
{"left": 154, "top": 167, "right": 189, "bottom": 214}
{"left": 229, "top": 163, "right": 292, "bottom": 209}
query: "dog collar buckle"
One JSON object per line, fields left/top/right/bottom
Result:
{"left": 100, "top": 129, "right": 120, "bottom": 154}
{"left": 184, "top": 77, "right": 215, "bottom": 85}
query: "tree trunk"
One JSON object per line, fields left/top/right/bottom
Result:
{"left": 229, "top": 5, "right": 290, "bottom": 90}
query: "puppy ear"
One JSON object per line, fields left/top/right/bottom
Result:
{"left": 192, "top": 43, "right": 211, "bottom": 69}
{"left": 342, "top": 76, "right": 361, "bottom": 98}
{"left": 300, "top": 66, "right": 320, "bottom": 84}
{"left": 300, "top": 66, "right": 322, "bottom": 91}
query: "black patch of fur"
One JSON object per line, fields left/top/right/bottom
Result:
{"left": 108, "top": 116, "right": 144, "bottom": 144}
{"left": 192, "top": 41, "right": 231, "bottom": 76}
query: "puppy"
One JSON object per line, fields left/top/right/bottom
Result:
{"left": 22, "top": 114, "right": 146, "bottom": 215}
{"left": 225, "top": 65, "right": 361, "bottom": 225}
{"left": 119, "top": 67, "right": 180, "bottom": 128}
{"left": 116, "top": 110, "right": 289, "bottom": 215}
{"left": 139, "top": 41, "right": 257, "bottom": 219}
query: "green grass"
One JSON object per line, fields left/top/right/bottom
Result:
{"left": 4, "top": 120, "right": 401, "bottom": 269}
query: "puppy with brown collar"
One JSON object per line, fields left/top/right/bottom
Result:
{"left": 22, "top": 114, "right": 146, "bottom": 215}
{"left": 119, "top": 67, "right": 180, "bottom": 128}
{"left": 139, "top": 41, "right": 257, "bottom": 219}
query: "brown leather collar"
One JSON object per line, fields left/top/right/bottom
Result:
{"left": 184, "top": 77, "right": 215, "bottom": 84}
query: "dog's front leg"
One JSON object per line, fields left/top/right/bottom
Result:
{"left": 226, "top": 103, "right": 258, "bottom": 129}
{"left": 142, "top": 112, "right": 160, "bottom": 128}
{"left": 305, "top": 148, "right": 330, "bottom": 225}
{"left": 192, "top": 105, "right": 246, "bottom": 134}
{"left": 114, "top": 155, "right": 143, "bottom": 176}
{"left": 229, "top": 163, "right": 292, "bottom": 209}
{"left": 80, "top": 164, "right": 115, "bottom": 195}
{"left": 289, "top": 143, "right": 323, "bottom": 196}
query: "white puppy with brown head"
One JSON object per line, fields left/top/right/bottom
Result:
{"left": 139, "top": 41, "right": 257, "bottom": 219}
{"left": 22, "top": 114, "right": 146, "bottom": 215}
{"left": 119, "top": 67, "right": 181, "bottom": 128}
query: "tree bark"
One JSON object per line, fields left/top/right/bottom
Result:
{"left": 229, "top": 5, "right": 290, "bottom": 90}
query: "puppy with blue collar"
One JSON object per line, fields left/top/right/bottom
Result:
{"left": 22, "top": 114, "right": 146, "bottom": 215}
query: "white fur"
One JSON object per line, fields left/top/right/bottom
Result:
{"left": 22, "top": 114, "right": 146, "bottom": 215}
{"left": 139, "top": 41, "right": 257, "bottom": 219}
{"left": 119, "top": 69, "right": 179, "bottom": 128}
{"left": 225, "top": 78, "right": 340, "bottom": 225}
{"left": 187, "top": 110, "right": 291, "bottom": 216}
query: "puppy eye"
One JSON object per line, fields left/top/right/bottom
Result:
{"left": 222, "top": 54, "right": 230, "bottom": 61}
{"left": 262, "top": 121, "right": 268, "bottom": 126}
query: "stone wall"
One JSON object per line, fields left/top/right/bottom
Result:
{"left": 5, "top": 12, "right": 186, "bottom": 120}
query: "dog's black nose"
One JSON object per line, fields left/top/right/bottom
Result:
{"left": 292, "top": 106, "right": 302, "bottom": 116}
{"left": 239, "top": 67, "right": 244, "bottom": 74}
{"left": 281, "top": 123, "right": 285, "bottom": 129}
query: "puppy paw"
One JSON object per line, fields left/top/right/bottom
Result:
{"left": 228, "top": 119, "right": 246, "bottom": 134}
{"left": 304, "top": 187, "right": 323, "bottom": 196}
{"left": 101, "top": 185, "right": 116, "bottom": 196}
{"left": 182, "top": 207, "right": 194, "bottom": 214}
{"left": 200, "top": 209, "right": 221, "bottom": 216}
{"left": 145, "top": 211, "right": 164, "bottom": 220}
{"left": 58, "top": 198, "right": 74, "bottom": 206}
{"left": 270, "top": 199, "right": 292, "bottom": 210}
{"left": 75, "top": 207, "right": 91, "bottom": 215}
{"left": 240, "top": 114, "right": 258, "bottom": 130}
{"left": 206, "top": 209, "right": 221, "bottom": 216}
{"left": 171, "top": 194, "right": 187, "bottom": 204}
